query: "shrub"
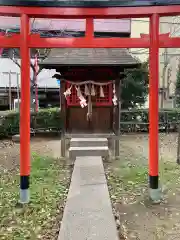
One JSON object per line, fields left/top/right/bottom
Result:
{"left": 120, "top": 109, "right": 180, "bottom": 132}
{"left": 0, "top": 108, "right": 61, "bottom": 138}
{"left": 0, "top": 108, "right": 180, "bottom": 137}
{"left": 32, "top": 108, "right": 61, "bottom": 130}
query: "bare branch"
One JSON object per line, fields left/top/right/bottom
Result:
{"left": 8, "top": 48, "right": 46, "bottom": 82}
{"left": 44, "top": 49, "right": 51, "bottom": 58}
{"left": 10, "top": 57, "right": 21, "bottom": 68}
{"left": 30, "top": 61, "right": 35, "bottom": 72}
{"left": 8, "top": 49, "right": 20, "bottom": 68}
{"left": 37, "top": 69, "right": 42, "bottom": 76}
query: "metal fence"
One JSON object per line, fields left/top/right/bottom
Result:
{"left": 120, "top": 109, "right": 180, "bottom": 132}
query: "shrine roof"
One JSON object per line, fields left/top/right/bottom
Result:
{"left": 0, "top": 0, "right": 180, "bottom": 7}
{"left": 40, "top": 48, "right": 139, "bottom": 67}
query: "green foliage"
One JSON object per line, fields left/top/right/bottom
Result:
{"left": 121, "top": 61, "right": 149, "bottom": 109}
{"left": 0, "top": 111, "right": 20, "bottom": 137}
{"left": 120, "top": 108, "right": 180, "bottom": 132}
{"left": 107, "top": 158, "right": 180, "bottom": 203}
{"left": 121, "top": 108, "right": 180, "bottom": 123}
{"left": 0, "top": 108, "right": 61, "bottom": 138}
{"left": 175, "top": 63, "right": 180, "bottom": 107}
{"left": 32, "top": 108, "right": 61, "bottom": 130}
{"left": 1, "top": 108, "right": 180, "bottom": 137}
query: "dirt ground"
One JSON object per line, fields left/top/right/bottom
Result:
{"left": 0, "top": 137, "right": 58, "bottom": 172}
{"left": 1, "top": 134, "right": 180, "bottom": 240}
{"left": 106, "top": 133, "right": 180, "bottom": 240}
{"left": 0, "top": 137, "right": 72, "bottom": 240}
{"left": 119, "top": 132, "right": 178, "bottom": 162}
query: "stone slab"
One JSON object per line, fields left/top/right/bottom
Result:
{"left": 71, "top": 138, "right": 108, "bottom": 142}
{"left": 12, "top": 134, "right": 20, "bottom": 143}
{"left": 70, "top": 138, "right": 108, "bottom": 147}
{"left": 69, "top": 146, "right": 109, "bottom": 150}
{"left": 58, "top": 156, "right": 118, "bottom": 240}
{"left": 69, "top": 146, "right": 109, "bottom": 159}
{"left": 65, "top": 133, "right": 115, "bottom": 139}
{"left": 71, "top": 156, "right": 106, "bottom": 186}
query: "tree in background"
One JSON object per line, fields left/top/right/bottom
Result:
{"left": 5, "top": 48, "right": 50, "bottom": 110}
{"left": 175, "top": 61, "right": 180, "bottom": 108}
{"left": 121, "top": 61, "right": 149, "bottom": 109}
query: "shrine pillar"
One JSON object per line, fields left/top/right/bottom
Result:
{"left": 20, "top": 14, "right": 31, "bottom": 203}
{"left": 60, "top": 80, "right": 66, "bottom": 157}
{"left": 114, "top": 80, "right": 120, "bottom": 157}
{"left": 149, "top": 13, "right": 161, "bottom": 201}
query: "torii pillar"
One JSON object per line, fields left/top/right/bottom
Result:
{"left": 149, "top": 13, "right": 161, "bottom": 201}
{"left": 20, "top": 14, "right": 31, "bottom": 203}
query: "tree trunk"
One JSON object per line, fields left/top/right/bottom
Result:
{"left": 30, "top": 75, "right": 36, "bottom": 112}
{"left": 177, "top": 124, "right": 180, "bottom": 164}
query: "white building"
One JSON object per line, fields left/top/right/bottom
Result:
{"left": 0, "top": 58, "right": 58, "bottom": 109}
{"left": 131, "top": 17, "right": 180, "bottom": 109}
{"left": 0, "top": 58, "right": 58, "bottom": 88}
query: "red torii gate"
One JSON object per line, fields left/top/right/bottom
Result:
{"left": 0, "top": 4, "right": 180, "bottom": 203}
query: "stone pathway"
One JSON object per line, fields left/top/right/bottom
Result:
{"left": 58, "top": 156, "right": 118, "bottom": 240}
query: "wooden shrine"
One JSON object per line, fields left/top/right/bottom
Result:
{"left": 40, "top": 48, "right": 139, "bottom": 135}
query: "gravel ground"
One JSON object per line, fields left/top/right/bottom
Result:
{"left": 1, "top": 134, "right": 179, "bottom": 240}
{"left": 0, "top": 137, "right": 56, "bottom": 172}
{"left": 119, "top": 132, "right": 178, "bottom": 163}
{"left": 106, "top": 132, "right": 180, "bottom": 240}
{"left": 0, "top": 137, "right": 72, "bottom": 240}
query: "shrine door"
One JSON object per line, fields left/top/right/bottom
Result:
{"left": 66, "top": 84, "right": 113, "bottom": 133}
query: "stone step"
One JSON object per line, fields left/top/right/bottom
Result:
{"left": 69, "top": 146, "right": 109, "bottom": 159}
{"left": 65, "top": 133, "right": 115, "bottom": 139}
{"left": 70, "top": 138, "right": 108, "bottom": 147}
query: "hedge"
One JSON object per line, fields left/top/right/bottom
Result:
{"left": 120, "top": 108, "right": 180, "bottom": 132}
{"left": 0, "top": 108, "right": 61, "bottom": 138}
{"left": 0, "top": 108, "right": 180, "bottom": 137}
